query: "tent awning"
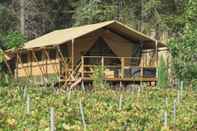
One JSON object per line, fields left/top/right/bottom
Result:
{"left": 23, "top": 20, "right": 166, "bottom": 49}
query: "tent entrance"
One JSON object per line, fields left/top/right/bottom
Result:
{"left": 84, "top": 37, "right": 120, "bottom": 65}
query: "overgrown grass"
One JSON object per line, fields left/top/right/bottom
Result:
{"left": 0, "top": 85, "right": 197, "bottom": 130}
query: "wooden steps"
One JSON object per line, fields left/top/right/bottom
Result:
{"left": 70, "top": 78, "right": 82, "bottom": 89}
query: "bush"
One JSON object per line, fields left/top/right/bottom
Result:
{"left": 158, "top": 55, "right": 168, "bottom": 88}
{"left": 5, "top": 31, "right": 26, "bottom": 49}
{"left": 91, "top": 65, "right": 105, "bottom": 89}
{"left": 168, "top": 0, "right": 197, "bottom": 89}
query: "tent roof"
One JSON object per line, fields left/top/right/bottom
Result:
{"left": 23, "top": 20, "right": 166, "bottom": 49}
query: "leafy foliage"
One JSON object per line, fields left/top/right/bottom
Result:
{"left": 0, "top": 32, "right": 25, "bottom": 75}
{"left": 0, "top": 0, "right": 189, "bottom": 40}
{"left": 158, "top": 55, "right": 168, "bottom": 88}
{"left": 4, "top": 32, "right": 26, "bottom": 49}
{"left": 0, "top": 49, "right": 4, "bottom": 63}
{"left": 73, "top": 0, "right": 117, "bottom": 26}
{"left": 0, "top": 85, "right": 197, "bottom": 130}
{"left": 91, "top": 65, "right": 105, "bottom": 89}
{"left": 168, "top": 0, "right": 197, "bottom": 86}
{"left": 0, "top": 5, "right": 17, "bottom": 33}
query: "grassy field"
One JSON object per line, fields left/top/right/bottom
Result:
{"left": 0, "top": 85, "right": 197, "bottom": 130}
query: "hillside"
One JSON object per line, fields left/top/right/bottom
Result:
{"left": 0, "top": 85, "right": 197, "bottom": 130}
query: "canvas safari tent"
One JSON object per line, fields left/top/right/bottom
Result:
{"left": 4, "top": 20, "right": 167, "bottom": 88}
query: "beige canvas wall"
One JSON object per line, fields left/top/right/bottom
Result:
{"left": 102, "top": 30, "right": 137, "bottom": 57}
{"left": 16, "top": 59, "right": 60, "bottom": 77}
{"left": 66, "top": 29, "right": 138, "bottom": 65}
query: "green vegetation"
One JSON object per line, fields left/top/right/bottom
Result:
{"left": 0, "top": 0, "right": 196, "bottom": 130}
{"left": 0, "top": 84, "right": 197, "bottom": 130}
{"left": 0, "top": 0, "right": 188, "bottom": 40}
{"left": 91, "top": 65, "right": 105, "bottom": 89}
{"left": 158, "top": 55, "right": 168, "bottom": 88}
{"left": 168, "top": 0, "right": 197, "bottom": 87}
{"left": 0, "top": 31, "right": 25, "bottom": 74}
{"left": 4, "top": 32, "right": 26, "bottom": 49}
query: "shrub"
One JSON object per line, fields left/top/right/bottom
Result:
{"left": 5, "top": 31, "right": 26, "bottom": 49}
{"left": 91, "top": 65, "right": 105, "bottom": 89}
{"left": 158, "top": 55, "right": 168, "bottom": 88}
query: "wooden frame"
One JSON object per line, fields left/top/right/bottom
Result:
{"left": 71, "top": 39, "right": 74, "bottom": 71}
{"left": 80, "top": 56, "right": 157, "bottom": 81}
{"left": 3, "top": 37, "right": 161, "bottom": 88}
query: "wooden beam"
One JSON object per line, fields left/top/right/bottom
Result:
{"left": 3, "top": 58, "right": 13, "bottom": 76}
{"left": 41, "top": 49, "right": 48, "bottom": 80}
{"left": 28, "top": 51, "right": 33, "bottom": 77}
{"left": 45, "top": 49, "right": 48, "bottom": 78}
{"left": 56, "top": 47, "right": 61, "bottom": 77}
{"left": 31, "top": 49, "right": 45, "bottom": 77}
{"left": 43, "top": 48, "right": 59, "bottom": 75}
{"left": 71, "top": 39, "right": 74, "bottom": 71}
{"left": 155, "top": 40, "right": 158, "bottom": 79}
{"left": 121, "top": 57, "right": 125, "bottom": 78}
{"left": 16, "top": 50, "right": 19, "bottom": 80}
{"left": 16, "top": 50, "right": 30, "bottom": 78}
{"left": 101, "top": 56, "right": 104, "bottom": 69}
{"left": 56, "top": 45, "right": 66, "bottom": 64}
{"left": 155, "top": 40, "right": 158, "bottom": 67}
{"left": 81, "top": 56, "right": 84, "bottom": 78}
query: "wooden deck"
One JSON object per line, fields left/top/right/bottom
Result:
{"left": 63, "top": 56, "right": 157, "bottom": 87}
{"left": 12, "top": 53, "right": 158, "bottom": 87}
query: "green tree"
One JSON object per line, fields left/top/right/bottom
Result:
{"left": 5, "top": 32, "right": 26, "bottom": 49}
{"left": 168, "top": 0, "right": 197, "bottom": 87}
{"left": 0, "top": 49, "right": 4, "bottom": 63}
{"left": 0, "top": 3, "right": 17, "bottom": 34}
{"left": 73, "top": 0, "right": 117, "bottom": 26}
{"left": 91, "top": 65, "right": 105, "bottom": 89}
{"left": 158, "top": 55, "right": 168, "bottom": 88}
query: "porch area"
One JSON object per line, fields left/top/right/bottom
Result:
{"left": 64, "top": 55, "right": 157, "bottom": 87}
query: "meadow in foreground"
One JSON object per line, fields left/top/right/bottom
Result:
{"left": 0, "top": 85, "right": 197, "bottom": 131}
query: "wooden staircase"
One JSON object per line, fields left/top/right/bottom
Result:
{"left": 63, "top": 61, "right": 82, "bottom": 89}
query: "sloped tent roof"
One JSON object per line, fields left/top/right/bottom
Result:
{"left": 5, "top": 20, "right": 166, "bottom": 60}
{"left": 23, "top": 20, "right": 165, "bottom": 49}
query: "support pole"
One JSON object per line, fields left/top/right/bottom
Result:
{"left": 155, "top": 40, "right": 158, "bottom": 81}
{"left": 71, "top": 39, "right": 74, "bottom": 71}
{"left": 56, "top": 45, "right": 66, "bottom": 64}
{"left": 155, "top": 40, "right": 158, "bottom": 67}
{"left": 3, "top": 55, "right": 13, "bottom": 76}
{"left": 17, "top": 51, "right": 30, "bottom": 77}
{"left": 43, "top": 48, "right": 59, "bottom": 77}
{"left": 16, "top": 50, "right": 19, "bottom": 80}
{"left": 81, "top": 56, "right": 84, "bottom": 79}
{"left": 44, "top": 48, "right": 48, "bottom": 79}
{"left": 121, "top": 57, "right": 124, "bottom": 79}
{"left": 101, "top": 56, "right": 104, "bottom": 69}
{"left": 31, "top": 49, "right": 45, "bottom": 77}
{"left": 28, "top": 50, "right": 33, "bottom": 77}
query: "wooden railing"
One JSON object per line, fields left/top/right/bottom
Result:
{"left": 80, "top": 56, "right": 157, "bottom": 80}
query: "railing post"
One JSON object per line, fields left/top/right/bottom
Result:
{"left": 140, "top": 67, "right": 143, "bottom": 83}
{"left": 155, "top": 40, "right": 158, "bottom": 80}
{"left": 81, "top": 56, "right": 84, "bottom": 78}
{"left": 71, "top": 39, "right": 75, "bottom": 72}
{"left": 101, "top": 56, "right": 104, "bottom": 69}
{"left": 121, "top": 57, "right": 124, "bottom": 78}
